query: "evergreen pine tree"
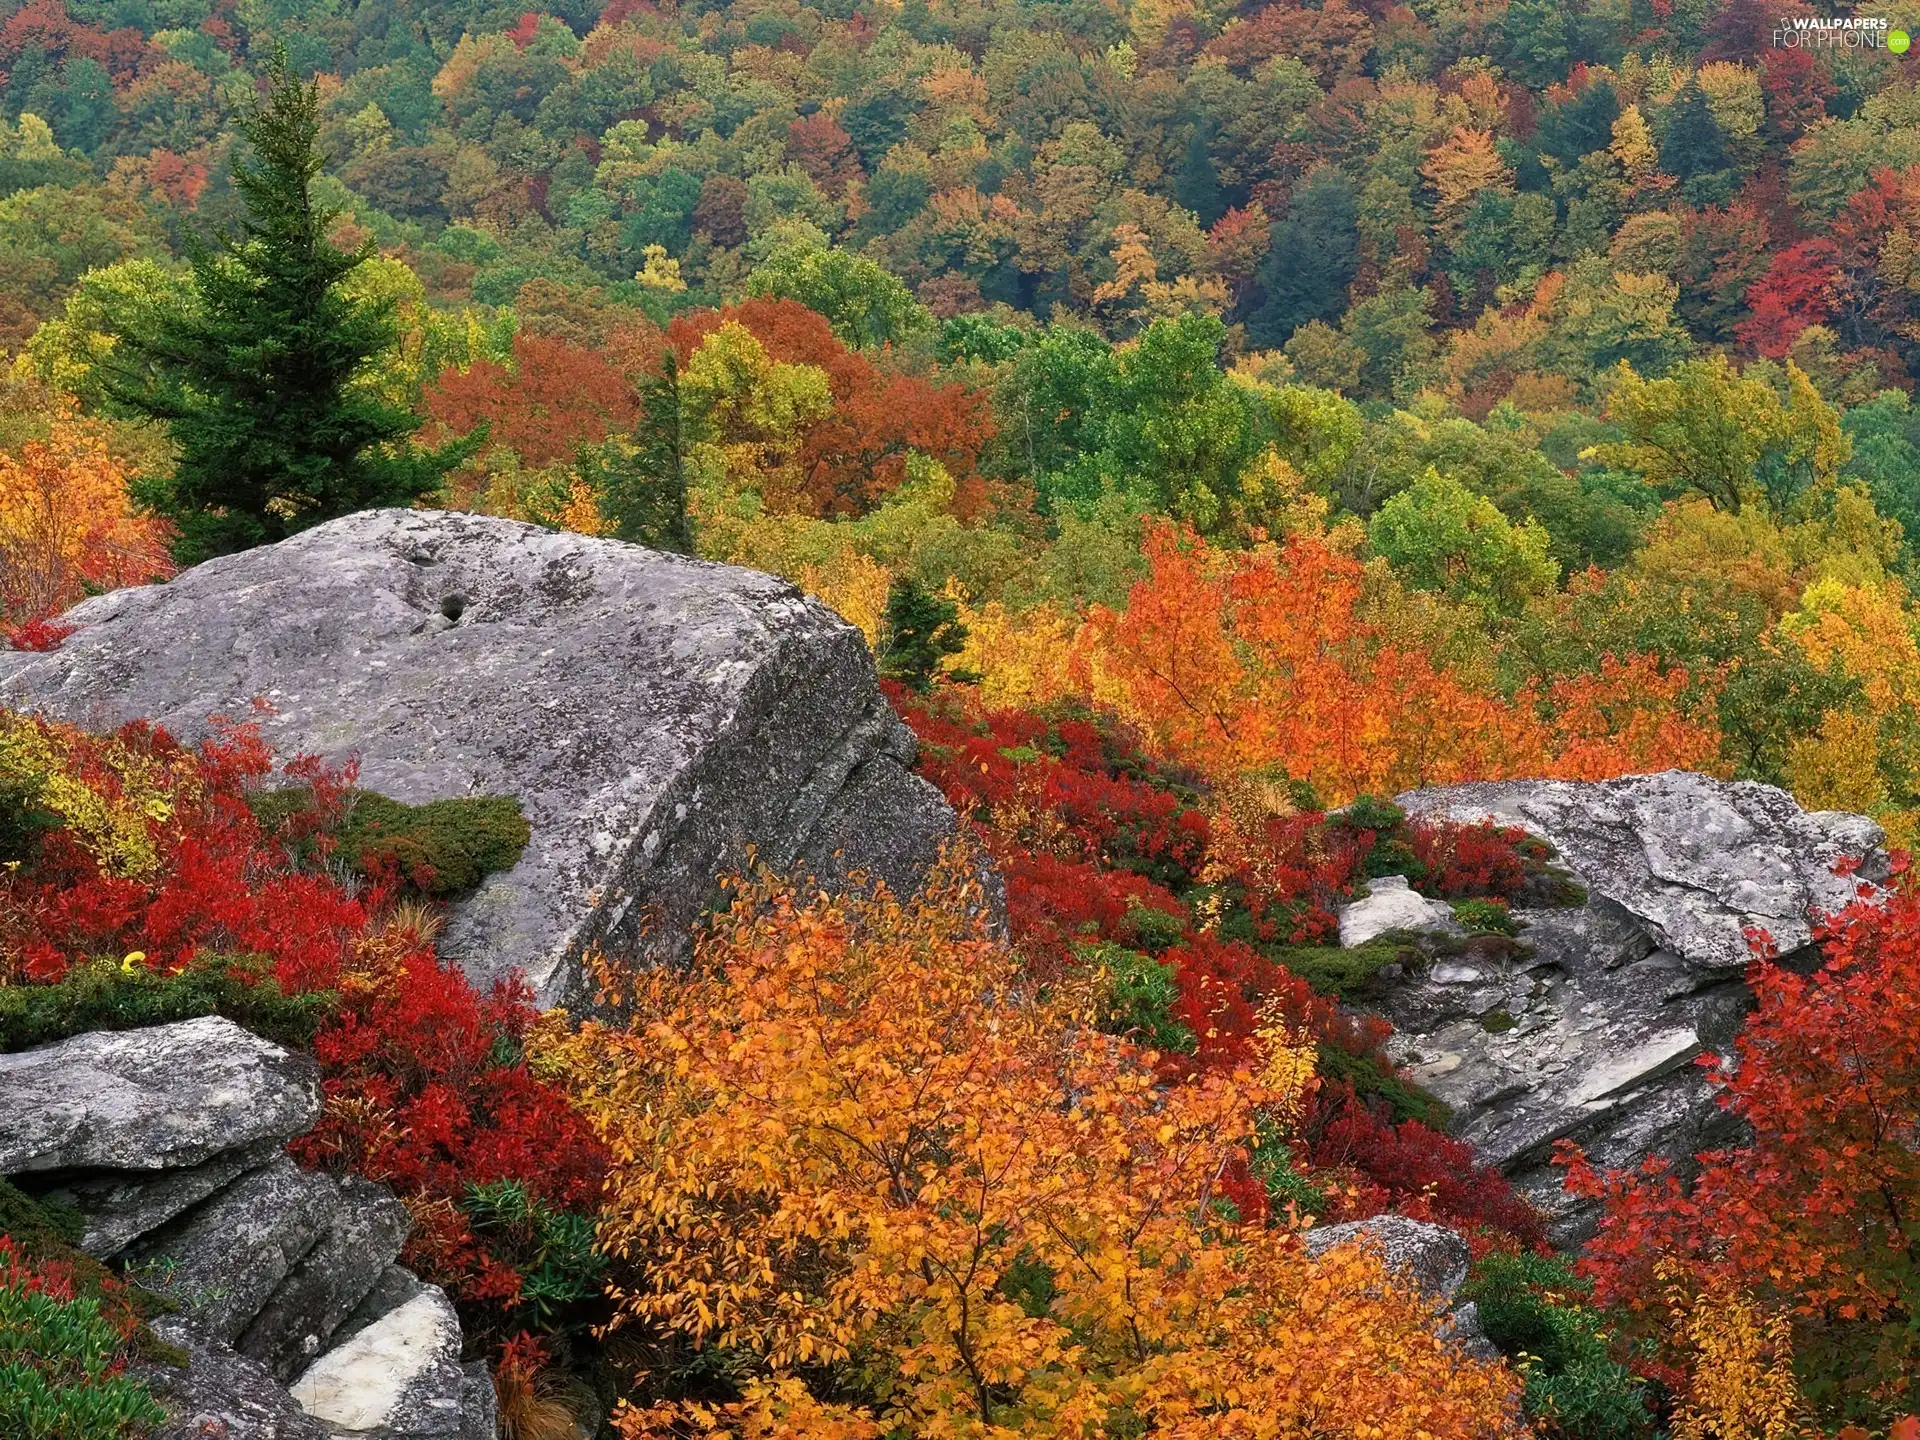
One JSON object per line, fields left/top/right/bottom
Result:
{"left": 877, "top": 577, "right": 966, "bottom": 692}
{"left": 579, "top": 353, "right": 694, "bottom": 553}
{"left": 1173, "top": 121, "right": 1227, "bottom": 229}
{"left": 1659, "top": 80, "right": 1734, "bottom": 204}
{"left": 1245, "top": 167, "right": 1359, "bottom": 349}
{"left": 105, "top": 49, "right": 460, "bottom": 564}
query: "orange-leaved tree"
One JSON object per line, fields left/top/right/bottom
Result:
{"left": 1072, "top": 523, "right": 1718, "bottom": 802}
{"left": 546, "top": 857, "right": 1520, "bottom": 1439}
{"left": 0, "top": 414, "right": 171, "bottom": 628}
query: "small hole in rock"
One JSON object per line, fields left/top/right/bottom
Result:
{"left": 441, "top": 594, "right": 467, "bottom": 623}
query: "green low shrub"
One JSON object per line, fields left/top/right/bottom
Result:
{"left": 252, "top": 787, "right": 531, "bottom": 899}
{"left": 0, "top": 1179, "right": 181, "bottom": 1364}
{"left": 0, "top": 953, "right": 333, "bottom": 1054}
{"left": 1081, "top": 942, "right": 1196, "bottom": 1054}
{"left": 1452, "top": 897, "right": 1519, "bottom": 936}
{"left": 1314, "top": 1043, "right": 1452, "bottom": 1129}
{"left": 0, "top": 1283, "right": 167, "bottom": 1440}
{"left": 461, "top": 1180, "right": 606, "bottom": 1336}
{"left": 1463, "top": 1251, "right": 1658, "bottom": 1440}
{"left": 338, "top": 792, "right": 531, "bottom": 897}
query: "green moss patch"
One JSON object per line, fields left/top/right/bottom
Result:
{"left": 0, "top": 953, "right": 333, "bottom": 1055}
{"left": 1263, "top": 940, "right": 1416, "bottom": 999}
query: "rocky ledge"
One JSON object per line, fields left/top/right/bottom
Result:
{"left": 1349, "top": 770, "right": 1887, "bottom": 1243}
{"left": 1, "top": 1016, "right": 495, "bottom": 1440}
{"left": 0, "top": 509, "right": 960, "bottom": 1008}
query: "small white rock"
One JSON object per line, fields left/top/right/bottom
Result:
{"left": 1336, "top": 875, "right": 1459, "bottom": 948}
{"left": 289, "top": 1290, "right": 460, "bottom": 1433}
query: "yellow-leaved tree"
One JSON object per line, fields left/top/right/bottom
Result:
{"left": 0, "top": 410, "right": 171, "bottom": 625}
{"left": 544, "top": 859, "right": 1519, "bottom": 1439}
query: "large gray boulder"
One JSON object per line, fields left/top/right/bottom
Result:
{"left": 0, "top": 509, "right": 960, "bottom": 1007}
{"left": 125, "top": 1156, "right": 348, "bottom": 1343}
{"left": 1379, "top": 771, "right": 1887, "bottom": 1243}
{"left": 238, "top": 1175, "right": 413, "bottom": 1381}
{"left": 0, "top": 1016, "right": 320, "bottom": 1175}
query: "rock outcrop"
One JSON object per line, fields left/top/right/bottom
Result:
{"left": 0, "top": 508, "right": 961, "bottom": 1007}
{"left": 1376, "top": 770, "right": 1887, "bottom": 1243}
{"left": 1, "top": 1019, "right": 495, "bottom": 1440}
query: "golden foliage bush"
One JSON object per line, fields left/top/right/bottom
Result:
{"left": 543, "top": 858, "right": 1519, "bottom": 1439}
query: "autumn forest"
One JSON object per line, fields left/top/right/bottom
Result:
{"left": 5, "top": 0, "right": 1920, "bottom": 1434}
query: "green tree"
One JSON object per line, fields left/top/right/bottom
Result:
{"left": 1368, "top": 468, "right": 1559, "bottom": 616}
{"left": 877, "top": 576, "right": 966, "bottom": 691}
{"left": 1660, "top": 80, "right": 1735, "bottom": 205}
{"left": 1591, "top": 357, "right": 1847, "bottom": 516}
{"left": 103, "top": 51, "right": 457, "bottom": 564}
{"left": 746, "top": 241, "right": 934, "bottom": 350}
{"left": 1246, "top": 166, "right": 1358, "bottom": 348}
{"left": 581, "top": 353, "right": 694, "bottom": 554}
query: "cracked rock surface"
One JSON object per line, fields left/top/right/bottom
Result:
{"left": 1379, "top": 771, "right": 1887, "bottom": 1244}
{"left": 0, "top": 509, "right": 962, "bottom": 1007}
{"left": 0, "top": 1016, "right": 320, "bottom": 1175}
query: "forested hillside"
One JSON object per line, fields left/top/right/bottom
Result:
{"left": 7, "top": 0, "right": 1920, "bottom": 1434}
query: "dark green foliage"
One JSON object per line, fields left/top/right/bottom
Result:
{"left": 1335, "top": 794, "right": 1407, "bottom": 833}
{"left": 877, "top": 577, "right": 967, "bottom": 691}
{"left": 337, "top": 792, "right": 531, "bottom": 897}
{"left": 1659, "top": 80, "right": 1734, "bottom": 205}
{"left": 0, "top": 771, "right": 60, "bottom": 866}
{"left": 1452, "top": 898, "right": 1519, "bottom": 937}
{"left": 1535, "top": 81, "right": 1620, "bottom": 168}
{"left": 1264, "top": 940, "right": 1412, "bottom": 999}
{"left": 460, "top": 1181, "right": 605, "bottom": 1335}
{"left": 1247, "top": 1119, "right": 1330, "bottom": 1221}
{"left": 1083, "top": 942, "right": 1196, "bottom": 1054}
{"left": 0, "top": 953, "right": 333, "bottom": 1054}
{"left": 102, "top": 49, "right": 461, "bottom": 564}
{"left": 1246, "top": 167, "right": 1358, "bottom": 349}
{"left": 1315, "top": 1043, "right": 1451, "bottom": 1129}
{"left": 583, "top": 353, "right": 693, "bottom": 554}
{"left": 998, "top": 1252, "right": 1060, "bottom": 1320}
{"left": 1481, "top": 1009, "right": 1517, "bottom": 1034}
{"left": 1463, "top": 1252, "right": 1658, "bottom": 1439}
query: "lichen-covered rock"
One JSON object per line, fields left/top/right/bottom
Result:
{"left": 134, "top": 1315, "right": 332, "bottom": 1440}
{"left": 0, "top": 1016, "right": 320, "bottom": 1175}
{"left": 43, "top": 1136, "right": 282, "bottom": 1258}
{"left": 1337, "top": 875, "right": 1460, "bottom": 948}
{"left": 239, "top": 1175, "right": 413, "bottom": 1381}
{"left": 0, "top": 509, "right": 961, "bottom": 1007}
{"left": 1381, "top": 771, "right": 1888, "bottom": 1243}
{"left": 290, "top": 1286, "right": 484, "bottom": 1438}
{"left": 125, "top": 1156, "right": 344, "bottom": 1343}
{"left": 1399, "top": 771, "right": 1883, "bottom": 968}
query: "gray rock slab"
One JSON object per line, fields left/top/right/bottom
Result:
{"left": 126, "top": 1155, "right": 344, "bottom": 1343}
{"left": 290, "top": 1285, "right": 480, "bottom": 1438}
{"left": 1398, "top": 771, "right": 1886, "bottom": 968}
{"left": 1302, "top": 1214, "right": 1470, "bottom": 1300}
{"left": 135, "top": 1314, "right": 332, "bottom": 1440}
{"left": 327, "top": 1264, "right": 430, "bottom": 1351}
{"left": 0, "top": 509, "right": 961, "bottom": 1008}
{"left": 42, "top": 1137, "right": 282, "bottom": 1259}
{"left": 1384, "top": 772, "right": 1887, "bottom": 1244}
{"left": 0, "top": 1016, "right": 320, "bottom": 1175}
{"left": 239, "top": 1175, "right": 413, "bottom": 1381}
